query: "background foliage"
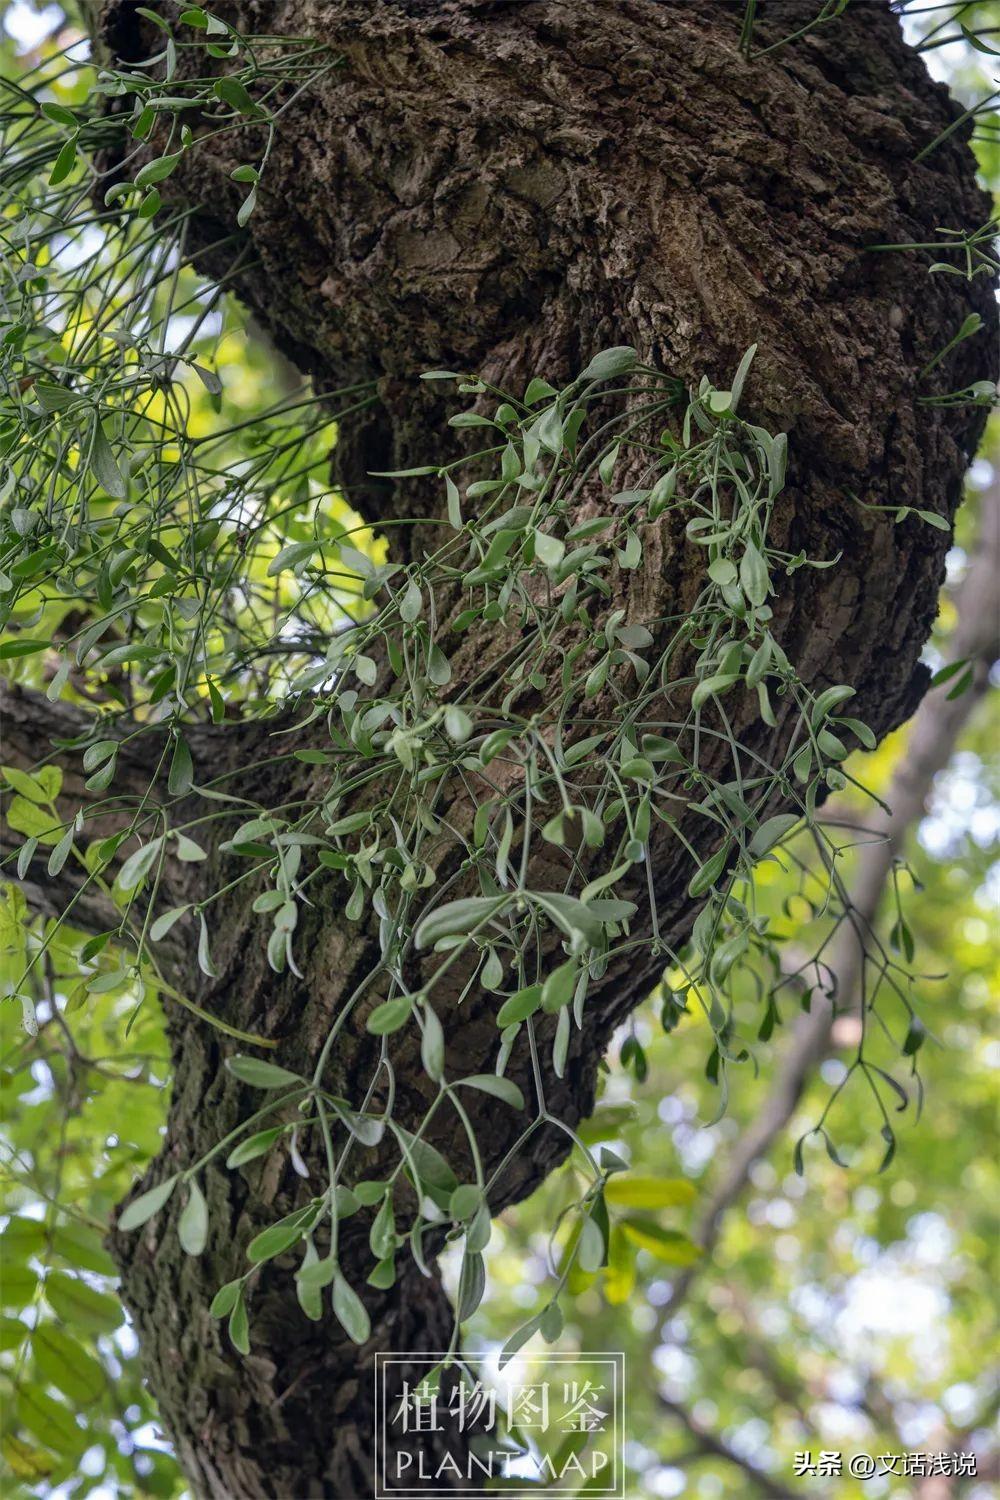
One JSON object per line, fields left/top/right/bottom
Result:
{"left": 0, "top": 2, "right": 997, "bottom": 1497}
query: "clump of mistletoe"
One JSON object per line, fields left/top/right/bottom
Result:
{"left": 0, "top": 2, "right": 939, "bottom": 1373}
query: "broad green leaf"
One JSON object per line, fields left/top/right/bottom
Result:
{"left": 456, "top": 1075, "right": 525, "bottom": 1111}
{"left": 708, "top": 557, "right": 737, "bottom": 587}
{"left": 151, "top": 904, "right": 190, "bottom": 941}
{"left": 48, "top": 136, "right": 77, "bottom": 186}
{"left": 810, "top": 684, "right": 856, "bottom": 726}
{"left": 687, "top": 845, "right": 729, "bottom": 898}
{"left": 420, "top": 1005, "right": 445, "bottom": 1080}
{"left": 214, "top": 76, "right": 257, "bottom": 114}
{"left": 604, "top": 1176, "right": 696, "bottom": 1210}
{"left": 532, "top": 892, "right": 603, "bottom": 947}
{"left": 367, "top": 1256, "right": 397, "bottom": 1289}
{"left": 740, "top": 542, "right": 770, "bottom": 605}
{"left": 17, "top": 1386, "right": 84, "bottom": 1457}
{"left": 51, "top": 1223, "right": 116, "bottom": 1277}
{"left": 295, "top": 1244, "right": 325, "bottom": 1321}
{"left": 134, "top": 152, "right": 182, "bottom": 188}
{"left": 246, "top": 1211, "right": 310, "bottom": 1264}
{"left": 32, "top": 1325, "right": 105, "bottom": 1405}
{"left": 603, "top": 1225, "right": 636, "bottom": 1306}
{"left": 396, "top": 1128, "right": 457, "bottom": 1206}
{"left": 579, "top": 346, "right": 638, "bottom": 382}
{"left": 229, "top": 1292, "right": 250, "bottom": 1354}
{"left": 450, "top": 1185, "right": 482, "bottom": 1221}
{"left": 729, "top": 342, "right": 756, "bottom": 412}
{"left": 457, "top": 1248, "right": 486, "bottom": 1322}
{"left": 1, "top": 1217, "right": 46, "bottom": 1260}
{"left": 369, "top": 1194, "right": 396, "bottom": 1261}
{"left": 225, "top": 1055, "right": 301, "bottom": 1089}
{"left": 0, "top": 1264, "right": 37, "bottom": 1309}
{"left": 89, "top": 422, "right": 126, "bottom": 499}
{"left": 496, "top": 984, "right": 542, "bottom": 1027}
{"left": 44, "top": 1274, "right": 123, "bottom": 1335}
{"left": 2, "top": 1435, "right": 55, "bottom": 1482}
{"left": 178, "top": 1179, "right": 209, "bottom": 1256}
{"left": 117, "top": 838, "right": 163, "bottom": 892}
{"left": 366, "top": 995, "right": 413, "bottom": 1035}
{"left": 4, "top": 796, "right": 61, "bottom": 845}
{"left": 541, "top": 960, "right": 576, "bottom": 1013}
{"left": 227, "top": 1127, "right": 283, "bottom": 1167}
{"left": 296, "top": 1255, "right": 336, "bottom": 1290}
{"left": 46, "top": 826, "right": 73, "bottom": 877}
{"left": 749, "top": 814, "right": 800, "bottom": 858}
{"left": 1, "top": 767, "right": 51, "bottom": 803}
{"left": 577, "top": 1213, "right": 606, "bottom": 1274}
{"left": 41, "top": 102, "right": 77, "bottom": 126}
{"left": 620, "top": 1218, "right": 700, "bottom": 1265}
{"left": 414, "top": 895, "right": 507, "bottom": 949}
{"left": 0, "top": 639, "right": 51, "bottom": 660}
{"left": 168, "top": 734, "right": 193, "bottom": 795}
{"left": 118, "top": 1173, "right": 178, "bottom": 1232}
{"left": 0, "top": 1318, "right": 27, "bottom": 1353}
{"left": 499, "top": 1312, "right": 542, "bottom": 1368}
{"left": 209, "top": 1281, "right": 241, "bottom": 1319}
{"left": 332, "top": 1272, "right": 370, "bottom": 1344}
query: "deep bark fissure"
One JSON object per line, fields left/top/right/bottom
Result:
{"left": 5, "top": 1, "right": 994, "bottom": 1494}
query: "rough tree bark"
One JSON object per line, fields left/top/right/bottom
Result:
{"left": 4, "top": 1, "right": 996, "bottom": 1495}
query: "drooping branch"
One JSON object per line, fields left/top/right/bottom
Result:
{"left": 657, "top": 479, "right": 1000, "bottom": 1321}
{"left": 826, "top": 480, "right": 1000, "bottom": 1036}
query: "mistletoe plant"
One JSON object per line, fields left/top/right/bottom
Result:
{"left": 0, "top": 3, "right": 950, "bottom": 1380}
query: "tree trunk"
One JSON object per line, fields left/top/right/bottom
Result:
{"left": 12, "top": 0, "right": 996, "bottom": 1494}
